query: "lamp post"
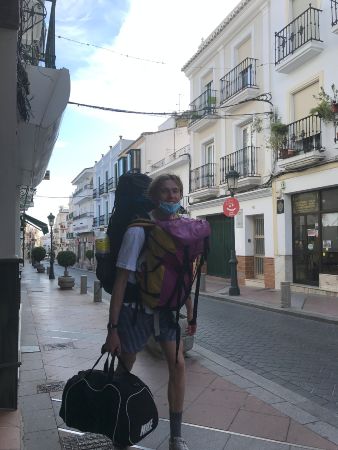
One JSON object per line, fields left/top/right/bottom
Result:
{"left": 226, "top": 166, "right": 240, "bottom": 296}
{"left": 48, "top": 213, "right": 55, "bottom": 280}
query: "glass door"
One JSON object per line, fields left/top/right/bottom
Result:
{"left": 293, "top": 213, "right": 320, "bottom": 285}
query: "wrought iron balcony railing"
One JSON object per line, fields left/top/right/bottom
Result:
{"left": 93, "top": 188, "right": 97, "bottom": 199}
{"left": 275, "top": 5, "right": 322, "bottom": 65}
{"left": 190, "top": 163, "right": 216, "bottom": 192}
{"left": 277, "top": 115, "right": 322, "bottom": 160}
{"left": 99, "top": 182, "right": 107, "bottom": 195}
{"left": 332, "top": 0, "right": 338, "bottom": 26}
{"left": 19, "top": 0, "right": 56, "bottom": 68}
{"left": 150, "top": 145, "right": 190, "bottom": 171}
{"left": 99, "top": 214, "right": 105, "bottom": 226}
{"left": 108, "top": 177, "right": 116, "bottom": 191}
{"left": 93, "top": 217, "right": 98, "bottom": 227}
{"left": 220, "top": 146, "right": 259, "bottom": 183}
{"left": 189, "top": 90, "right": 217, "bottom": 124}
{"left": 220, "top": 58, "right": 258, "bottom": 102}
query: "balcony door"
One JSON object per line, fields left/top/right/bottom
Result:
{"left": 240, "top": 124, "right": 254, "bottom": 176}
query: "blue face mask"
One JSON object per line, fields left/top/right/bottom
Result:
{"left": 159, "top": 201, "right": 181, "bottom": 215}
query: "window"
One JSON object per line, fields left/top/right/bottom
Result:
{"left": 204, "top": 142, "right": 214, "bottom": 165}
{"left": 322, "top": 188, "right": 338, "bottom": 211}
{"left": 128, "top": 149, "right": 141, "bottom": 171}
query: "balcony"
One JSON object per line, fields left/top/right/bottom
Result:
{"left": 150, "top": 145, "right": 190, "bottom": 173}
{"left": 220, "top": 58, "right": 258, "bottom": 109}
{"left": 332, "top": 0, "right": 338, "bottom": 33}
{"left": 189, "top": 163, "right": 219, "bottom": 201}
{"left": 108, "top": 177, "right": 116, "bottom": 192}
{"left": 99, "top": 182, "right": 108, "bottom": 196}
{"left": 277, "top": 115, "right": 325, "bottom": 170}
{"left": 73, "top": 183, "right": 93, "bottom": 205}
{"left": 220, "top": 146, "right": 261, "bottom": 191}
{"left": 93, "top": 217, "right": 98, "bottom": 228}
{"left": 99, "top": 214, "right": 106, "bottom": 226}
{"left": 189, "top": 90, "right": 218, "bottom": 132}
{"left": 93, "top": 188, "right": 97, "bottom": 199}
{"left": 275, "top": 5, "right": 323, "bottom": 73}
{"left": 72, "top": 212, "right": 94, "bottom": 233}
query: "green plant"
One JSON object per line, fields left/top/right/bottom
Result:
{"left": 85, "top": 249, "right": 94, "bottom": 262}
{"left": 310, "top": 85, "right": 338, "bottom": 123}
{"left": 57, "top": 250, "right": 76, "bottom": 276}
{"left": 268, "top": 116, "right": 289, "bottom": 151}
{"left": 31, "top": 246, "right": 46, "bottom": 263}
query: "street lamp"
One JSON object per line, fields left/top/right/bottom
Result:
{"left": 226, "top": 166, "right": 240, "bottom": 296}
{"left": 47, "top": 212, "right": 55, "bottom": 280}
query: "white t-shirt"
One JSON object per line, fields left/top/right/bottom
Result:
{"left": 116, "top": 226, "right": 145, "bottom": 284}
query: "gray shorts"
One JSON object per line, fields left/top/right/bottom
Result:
{"left": 118, "top": 304, "right": 178, "bottom": 354}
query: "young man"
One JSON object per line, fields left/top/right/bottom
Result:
{"left": 105, "top": 174, "right": 197, "bottom": 450}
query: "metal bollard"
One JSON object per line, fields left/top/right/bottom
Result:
{"left": 280, "top": 281, "right": 291, "bottom": 308}
{"left": 80, "top": 275, "right": 87, "bottom": 294}
{"left": 93, "top": 280, "right": 102, "bottom": 303}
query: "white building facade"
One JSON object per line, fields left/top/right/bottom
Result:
{"left": 183, "top": 0, "right": 274, "bottom": 287}
{"left": 93, "top": 138, "right": 134, "bottom": 232}
{"left": 271, "top": 0, "right": 338, "bottom": 292}
{"left": 71, "top": 167, "right": 94, "bottom": 267}
{"left": 183, "top": 0, "right": 338, "bottom": 294}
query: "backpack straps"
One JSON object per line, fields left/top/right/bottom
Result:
{"left": 190, "top": 236, "right": 209, "bottom": 327}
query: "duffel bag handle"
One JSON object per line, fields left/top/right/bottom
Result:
{"left": 100, "top": 345, "right": 131, "bottom": 378}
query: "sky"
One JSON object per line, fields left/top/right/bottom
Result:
{"left": 29, "top": 0, "right": 242, "bottom": 223}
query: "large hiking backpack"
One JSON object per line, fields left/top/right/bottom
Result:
{"left": 95, "top": 171, "right": 153, "bottom": 295}
{"left": 131, "top": 217, "right": 210, "bottom": 310}
{"left": 129, "top": 216, "right": 211, "bottom": 357}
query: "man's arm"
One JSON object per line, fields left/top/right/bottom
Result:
{"left": 105, "top": 268, "right": 130, "bottom": 354}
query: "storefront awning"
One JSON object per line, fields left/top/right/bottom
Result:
{"left": 22, "top": 213, "right": 49, "bottom": 235}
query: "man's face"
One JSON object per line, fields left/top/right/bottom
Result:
{"left": 157, "top": 179, "right": 181, "bottom": 204}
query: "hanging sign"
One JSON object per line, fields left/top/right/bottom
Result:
{"left": 223, "top": 197, "right": 240, "bottom": 217}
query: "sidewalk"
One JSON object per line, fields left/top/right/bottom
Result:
{"left": 198, "top": 276, "right": 338, "bottom": 324}
{"left": 2, "top": 265, "right": 338, "bottom": 449}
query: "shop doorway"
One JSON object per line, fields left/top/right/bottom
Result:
{"left": 293, "top": 213, "right": 320, "bottom": 285}
{"left": 206, "top": 215, "right": 232, "bottom": 277}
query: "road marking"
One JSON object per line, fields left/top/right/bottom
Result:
{"left": 160, "top": 418, "right": 319, "bottom": 449}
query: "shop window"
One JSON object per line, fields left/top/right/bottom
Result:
{"left": 321, "top": 188, "right": 338, "bottom": 211}
{"left": 322, "top": 212, "right": 338, "bottom": 274}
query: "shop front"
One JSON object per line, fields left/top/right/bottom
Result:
{"left": 292, "top": 187, "right": 338, "bottom": 287}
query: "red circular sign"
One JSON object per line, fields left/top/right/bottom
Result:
{"left": 223, "top": 197, "right": 240, "bottom": 217}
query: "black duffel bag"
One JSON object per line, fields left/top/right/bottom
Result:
{"left": 59, "top": 350, "right": 158, "bottom": 447}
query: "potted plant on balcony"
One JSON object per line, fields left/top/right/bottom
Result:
{"left": 269, "top": 118, "right": 289, "bottom": 158}
{"left": 85, "top": 249, "right": 94, "bottom": 271}
{"left": 31, "top": 246, "right": 46, "bottom": 273}
{"left": 310, "top": 85, "right": 338, "bottom": 123}
{"left": 57, "top": 250, "right": 76, "bottom": 289}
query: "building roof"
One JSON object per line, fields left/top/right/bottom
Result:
{"left": 71, "top": 167, "right": 93, "bottom": 184}
{"left": 181, "top": 0, "right": 252, "bottom": 72}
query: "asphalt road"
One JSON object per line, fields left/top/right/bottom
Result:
{"left": 45, "top": 263, "right": 338, "bottom": 413}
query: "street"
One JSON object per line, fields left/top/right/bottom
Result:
{"left": 197, "top": 295, "right": 338, "bottom": 413}
{"left": 45, "top": 263, "right": 338, "bottom": 413}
